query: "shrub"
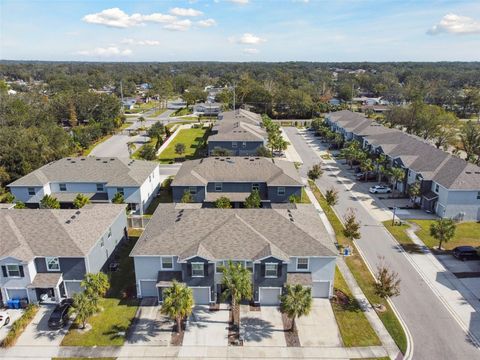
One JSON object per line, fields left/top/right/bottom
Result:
{"left": 1, "top": 304, "right": 39, "bottom": 348}
{"left": 140, "top": 144, "right": 157, "bottom": 160}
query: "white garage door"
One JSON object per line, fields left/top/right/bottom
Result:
{"left": 312, "top": 281, "right": 330, "bottom": 298}
{"left": 259, "top": 287, "right": 282, "bottom": 306}
{"left": 140, "top": 281, "right": 158, "bottom": 298}
{"left": 192, "top": 287, "right": 210, "bottom": 305}
{"left": 7, "top": 288, "right": 28, "bottom": 300}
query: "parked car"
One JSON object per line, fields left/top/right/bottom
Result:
{"left": 452, "top": 246, "right": 480, "bottom": 261}
{"left": 0, "top": 311, "right": 10, "bottom": 328}
{"left": 369, "top": 185, "right": 392, "bottom": 194}
{"left": 356, "top": 171, "right": 377, "bottom": 181}
{"left": 47, "top": 299, "right": 72, "bottom": 330}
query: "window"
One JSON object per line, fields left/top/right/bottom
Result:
{"left": 189, "top": 187, "right": 197, "bottom": 195}
{"left": 96, "top": 183, "right": 104, "bottom": 192}
{"left": 277, "top": 187, "right": 285, "bottom": 196}
{"left": 162, "top": 257, "right": 173, "bottom": 270}
{"left": 242, "top": 142, "right": 246, "bottom": 148}
{"left": 477, "top": 192, "right": 480, "bottom": 200}
{"left": 215, "top": 261, "right": 224, "bottom": 274}
{"left": 108, "top": 228, "right": 112, "bottom": 238}
{"left": 117, "top": 187, "right": 124, "bottom": 196}
{"left": 191, "top": 263, "right": 204, "bottom": 277}
{"left": 215, "top": 183, "right": 222, "bottom": 192}
{"left": 252, "top": 183, "right": 259, "bottom": 191}
{"left": 59, "top": 183, "right": 67, "bottom": 191}
{"left": 296, "top": 258, "right": 309, "bottom": 271}
{"left": 232, "top": 142, "right": 238, "bottom": 148}
{"left": 265, "top": 263, "right": 278, "bottom": 278}
{"left": 45, "top": 257, "right": 60, "bottom": 272}
{"left": 246, "top": 261, "right": 253, "bottom": 272}
{"left": 6, "top": 264, "right": 21, "bottom": 277}
{"left": 434, "top": 184, "right": 439, "bottom": 193}
{"left": 28, "top": 188, "right": 35, "bottom": 196}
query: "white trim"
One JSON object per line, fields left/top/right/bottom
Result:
{"left": 5, "top": 263, "right": 22, "bottom": 278}
{"left": 45, "top": 257, "right": 61, "bottom": 272}
{"left": 264, "top": 263, "right": 278, "bottom": 278}
{"left": 138, "top": 279, "right": 158, "bottom": 298}
{"left": 296, "top": 257, "right": 309, "bottom": 271}
{"left": 258, "top": 287, "right": 282, "bottom": 305}
{"left": 311, "top": 280, "right": 332, "bottom": 298}
{"left": 190, "top": 286, "right": 212, "bottom": 304}
{"left": 5, "top": 287, "right": 28, "bottom": 301}
{"left": 191, "top": 262, "right": 205, "bottom": 278}
{"left": 161, "top": 256, "right": 174, "bottom": 270}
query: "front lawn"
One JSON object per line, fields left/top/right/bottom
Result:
{"left": 331, "top": 268, "right": 381, "bottom": 347}
{"left": 169, "top": 107, "right": 192, "bottom": 117}
{"left": 411, "top": 220, "right": 480, "bottom": 250}
{"left": 158, "top": 127, "right": 208, "bottom": 163}
{"left": 148, "top": 108, "right": 167, "bottom": 118}
{"left": 61, "top": 298, "right": 138, "bottom": 346}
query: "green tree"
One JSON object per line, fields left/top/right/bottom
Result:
{"left": 1, "top": 192, "right": 14, "bottom": 203}
{"left": 127, "top": 141, "right": 136, "bottom": 157}
{"left": 112, "top": 192, "right": 124, "bottom": 204}
{"left": 40, "top": 194, "right": 60, "bottom": 209}
{"left": 69, "top": 292, "right": 96, "bottom": 329}
{"left": 220, "top": 261, "right": 253, "bottom": 326}
{"left": 147, "top": 122, "right": 165, "bottom": 151}
{"left": 215, "top": 196, "right": 232, "bottom": 209}
{"left": 307, "top": 163, "right": 323, "bottom": 181}
{"left": 73, "top": 193, "right": 90, "bottom": 209}
{"left": 161, "top": 280, "right": 194, "bottom": 333}
{"left": 140, "top": 144, "right": 157, "bottom": 160}
{"left": 374, "top": 154, "right": 388, "bottom": 183}
{"left": 255, "top": 145, "right": 272, "bottom": 158}
{"left": 343, "top": 209, "right": 361, "bottom": 241}
{"left": 81, "top": 272, "right": 110, "bottom": 311}
{"left": 459, "top": 121, "right": 480, "bottom": 164}
{"left": 175, "top": 143, "right": 186, "bottom": 156}
{"left": 388, "top": 167, "right": 406, "bottom": 197}
{"left": 244, "top": 189, "right": 261, "bottom": 208}
{"left": 211, "top": 148, "right": 232, "bottom": 156}
{"left": 280, "top": 284, "right": 312, "bottom": 332}
{"left": 325, "top": 187, "right": 339, "bottom": 206}
{"left": 181, "top": 190, "right": 193, "bottom": 203}
{"left": 360, "top": 158, "right": 374, "bottom": 181}
{"left": 373, "top": 257, "right": 401, "bottom": 299}
{"left": 14, "top": 201, "right": 26, "bottom": 209}
{"left": 429, "top": 219, "right": 456, "bottom": 250}
{"left": 408, "top": 182, "right": 421, "bottom": 204}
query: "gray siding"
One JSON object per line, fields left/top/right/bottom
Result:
{"left": 208, "top": 141, "right": 264, "bottom": 156}
{"left": 206, "top": 182, "right": 268, "bottom": 199}
{"left": 181, "top": 257, "right": 215, "bottom": 288}
{"left": 253, "top": 257, "right": 287, "bottom": 302}
{"left": 172, "top": 186, "right": 206, "bottom": 203}
{"left": 267, "top": 186, "right": 302, "bottom": 203}
{"left": 34, "top": 258, "right": 86, "bottom": 280}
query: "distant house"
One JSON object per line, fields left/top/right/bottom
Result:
{"left": 329, "top": 98, "right": 341, "bottom": 106}
{"left": 167, "top": 100, "right": 187, "bottom": 110}
{"left": 122, "top": 98, "right": 136, "bottom": 110}
{"left": 8, "top": 157, "right": 160, "bottom": 214}
{"left": 326, "top": 110, "right": 480, "bottom": 221}
{"left": 208, "top": 109, "right": 267, "bottom": 156}
{"left": 0, "top": 204, "right": 127, "bottom": 304}
{"left": 171, "top": 157, "right": 303, "bottom": 205}
{"left": 193, "top": 102, "right": 221, "bottom": 116}
{"left": 130, "top": 204, "right": 337, "bottom": 305}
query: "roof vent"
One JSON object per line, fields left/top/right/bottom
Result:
{"left": 220, "top": 159, "right": 225, "bottom": 161}
{"left": 71, "top": 161, "right": 76, "bottom": 163}
{"left": 65, "top": 220, "right": 71, "bottom": 224}
{"left": 475, "top": 172, "right": 480, "bottom": 175}
{"left": 244, "top": 157, "right": 249, "bottom": 160}
{"left": 103, "top": 161, "right": 108, "bottom": 163}
{"left": 466, "top": 171, "right": 472, "bottom": 174}
{"left": 249, "top": 159, "right": 255, "bottom": 162}
{"left": 96, "top": 158, "right": 101, "bottom": 161}
{"left": 110, "top": 158, "right": 115, "bottom": 161}
{"left": 76, "top": 210, "right": 81, "bottom": 215}
{"left": 66, "top": 158, "right": 71, "bottom": 160}
{"left": 80, "top": 158, "right": 86, "bottom": 161}
{"left": 71, "top": 215, "right": 76, "bottom": 220}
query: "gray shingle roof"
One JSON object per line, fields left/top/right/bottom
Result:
{"left": 8, "top": 157, "right": 158, "bottom": 187}
{"left": 130, "top": 204, "right": 337, "bottom": 260}
{"left": 171, "top": 157, "right": 302, "bottom": 187}
{"left": 328, "top": 111, "right": 480, "bottom": 190}
{"left": 209, "top": 109, "right": 267, "bottom": 142}
{"left": 0, "top": 204, "right": 126, "bottom": 262}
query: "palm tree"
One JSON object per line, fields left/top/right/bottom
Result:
{"left": 430, "top": 219, "right": 456, "bottom": 250}
{"left": 280, "top": 284, "right": 312, "bottom": 332}
{"left": 221, "top": 261, "right": 253, "bottom": 326}
{"left": 408, "top": 182, "right": 421, "bottom": 205}
{"left": 127, "top": 142, "right": 136, "bottom": 157}
{"left": 375, "top": 154, "right": 387, "bottom": 182}
{"left": 70, "top": 292, "right": 96, "bottom": 329}
{"left": 161, "top": 280, "right": 194, "bottom": 333}
{"left": 388, "top": 167, "right": 406, "bottom": 197}
{"left": 360, "top": 158, "right": 374, "bottom": 181}
{"left": 81, "top": 272, "right": 110, "bottom": 311}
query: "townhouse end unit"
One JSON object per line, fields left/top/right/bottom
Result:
{"left": 0, "top": 204, "right": 127, "bottom": 305}
{"left": 130, "top": 203, "right": 337, "bottom": 306}
{"left": 326, "top": 110, "right": 480, "bottom": 221}
{"left": 171, "top": 156, "right": 303, "bottom": 205}
{"left": 208, "top": 109, "right": 267, "bottom": 156}
{"left": 8, "top": 156, "right": 161, "bottom": 214}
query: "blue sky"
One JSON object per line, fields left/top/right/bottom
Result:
{"left": 1, "top": 0, "right": 479, "bottom": 62}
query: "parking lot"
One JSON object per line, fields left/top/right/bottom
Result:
{"left": 16, "top": 305, "right": 69, "bottom": 346}
{"left": 0, "top": 308, "right": 23, "bottom": 343}
{"left": 183, "top": 305, "right": 229, "bottom": 346}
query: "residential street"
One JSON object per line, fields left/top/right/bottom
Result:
{"left": 284, "top": 127, "right": 480, "bottom": 360}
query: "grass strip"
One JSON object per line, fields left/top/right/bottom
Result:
{"left": 1, "top": 304, "right": 39, "bottom": 348}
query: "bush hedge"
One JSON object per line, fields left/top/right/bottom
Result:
{"left": 1, "top": 304, "right": 39, "bottom": 348}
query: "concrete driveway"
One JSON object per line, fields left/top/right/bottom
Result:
{"left": 127, "top": 298, "right": 171, "bottom": 346}
{"left": 241, "top": 305, "right": 286, "bottom": 347}
{"left": 297, "top": 298, "right": 342, "bottom": 347}
{"left": 0, "top": 309, "right": 23, "bottom": 343}
{"left": 16, "top": 305, "right": 69, "bottom": 346}
{"left": 183, "top": 305, "right": 229, "bottom": 346}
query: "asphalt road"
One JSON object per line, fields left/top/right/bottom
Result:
{"left": 284, "top": 127, "right": 480, "bottom": 360}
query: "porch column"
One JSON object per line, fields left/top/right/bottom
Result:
{"left": 54, "top": 284, "right": 62, "bottom": 303}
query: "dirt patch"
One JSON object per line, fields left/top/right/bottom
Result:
{"left": 170, "top": 318, "right": 186, "bottom": 346}
{"left": 281, "top": 313, "right": 300, "bottom": 347}
{"left": 333, "top": 289, "right": 350, "bottom": 306}
{"left": 228, "top": 306, "right": 242, "bottom": 346}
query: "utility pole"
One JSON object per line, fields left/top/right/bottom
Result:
{"left": 232, "top": 82, "right": 236, "bottom": 115}
{"left": 120, "top": 80, "right": 124, "bottom": 102}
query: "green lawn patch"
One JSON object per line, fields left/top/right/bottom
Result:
{"left": 1, "top": 304, "right": 39, "bottom": 348}
{"left": 332, "top": 268, "right": 381, "bottom": 347}
{"left": 158, "top": 127, "right": 208, "bottom": 163}
{"left": 148, "top": 108, "right": 167, "bottom": 118}
{"left": 411, "top": 220, "right": 480, "bottom": 250}
{"left": 61, "top": 298, "right": 138, "bottom": 346}
{"left": 309, "top": 180, "right": 407, "bottom": 354}
{"left": 169, "top": 107, "right": 192, "bottom": 117}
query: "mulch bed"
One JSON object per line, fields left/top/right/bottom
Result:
{"left": 170, "top": 318, "right": 187, "bottom": 346}
{"left": 333, "top": 289, "right": 350, "bottom": 306}
{"left": 281, "top": 313, "right": 301, "bottom": 347}
{"left": 228, "top": 306, "right": 242, "bottom": 346}
{"left": 249, "top": 302, "right": 261, "bottom": 311}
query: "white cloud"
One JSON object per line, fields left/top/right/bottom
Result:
{"left": 228, "top": 0, "right": 249, "bottom": 4}
{"left": 428, "top": 14, "right": 480, "bottom": 35}
{"left": 197, "top": 18, "right": 217, "bottom": 27}
{"left": 238, "top": 33, "right": 266, "bottom": 44}
{"left": 292, "top": 0, "right": 309, "bottom": 2}
{"left": 121, "top": 38, "right": 160, "bottom": 46}
{"left": 77, "top": 46, "right": 132, "bottom": 57}
{"left": 163, "top": 19, "right": 192, "bottom": 31}
{"left": 82, "top": 8, "right": 176, "bottom": 28}
{"left": 170, "top": 7, "right": 203, "bottom": 17}
{"left": 243, "top": 48, "right": 259, "bottom": 54}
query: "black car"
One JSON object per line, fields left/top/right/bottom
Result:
{"left": 47, "top": 299, "right": 72, "bottom": 329}
{"left": 452, "top": 246, "right": 479, "bottom": 261}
